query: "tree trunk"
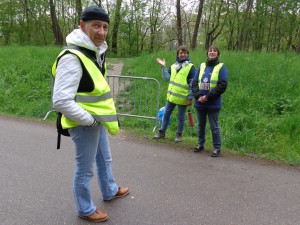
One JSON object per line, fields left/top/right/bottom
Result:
{"left": 266, "top": 6, "right": 274, "bottom": 51}
{"left": 75, "top": 0, "right": 82, "bottom": 25}
{"left": 49, "top": 0, "right": 63, "bottom": 45}
{"left": 204, "top": 0, "right": 225, "bottom": 49}
{"left": 24, "top": 0, "right": 31, "bottom": 43}
{"left": 176, "top": 0, "right": 183, "bottom": 46}
{"left": 111, "top": 0, "right": 122, "bottom": 54}
{"left": 296, "top": 31, "right": 300, "bottom": 54}
{"left": 191, "top": 0, "right": 205, "bottom": 50}
{"left": 238, "top": 0, "right": 253, "bottom": 50}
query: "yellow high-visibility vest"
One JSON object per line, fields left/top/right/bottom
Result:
{"left": 167, "top": 63, "right": 193, "bottom": 105}
{"left": 52, "top": 49, "right": 119, "bottom": 135}
{"left": 198, "top": 63, "right": 223, "bottom": 89}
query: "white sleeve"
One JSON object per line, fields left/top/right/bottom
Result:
{"left": 52, "top": 54, "right": 95, "bottom": 126}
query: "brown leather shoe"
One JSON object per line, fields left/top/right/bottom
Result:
{"left": 115, "top": 187, "right": 129, "bottom": 198}
{"left": 78, "top": 209, "right": 108, "bottom": 223}
{"left": 104, "top": 187, "right": 129, "bottom": 201}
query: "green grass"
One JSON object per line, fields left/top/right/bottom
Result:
{"left": 0, "top": 46, "right": 61, "bottom": 119}
{"left": 121, "top": 49, "right": 300, "bottom": 165}
{"left": 1, "top": 46, "right": 299, "bottom": 165}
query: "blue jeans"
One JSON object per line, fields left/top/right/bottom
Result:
{"left": 69, "top": 123, "right": 118, "bottom": 216}
{"left": 160, "top": 101, "right": 187, "bottom": 133}
{"left": 195, "top": 107, "right": 221, "bottom": 151}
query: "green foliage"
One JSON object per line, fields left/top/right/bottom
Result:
{"left": 0, "top": 46, "right": 61, "bottom": 118}
{"left": 1, "top": 1, "right": 299, "bottom": 53}
{"left": 271, "top": 97, "right": 294, "bottom": 115}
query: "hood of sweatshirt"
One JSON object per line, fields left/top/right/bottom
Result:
{"left": 66, "top": 28, "right": 108, "bottom": 56}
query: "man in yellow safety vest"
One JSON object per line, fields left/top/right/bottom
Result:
{"left": 52, "top": 6, "right": 129, "bottom": 223}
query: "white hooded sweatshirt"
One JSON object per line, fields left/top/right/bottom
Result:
{"left": 52, "top": 29, "right": 108, "bottom": 126}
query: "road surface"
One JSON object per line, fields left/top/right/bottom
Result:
{"left": 0, "top": 116, "right": 299, "bottom": 225}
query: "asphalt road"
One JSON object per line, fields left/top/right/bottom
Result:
{"left": 0, "top": 116, "right": 300, "bottom": 225}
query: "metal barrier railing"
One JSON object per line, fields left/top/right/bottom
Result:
{"left": 43, "top": 76, "right": 55, "bottom": 121}
{"left": 107, "top": 75, "right": 161, "bottom": 131}
{"left": 44, "top": 75, "right": 162, "bottom": 131}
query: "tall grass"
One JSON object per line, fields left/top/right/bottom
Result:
{"left": 0, "top": 46, "right": 299, "bottom": 165}
{"left": 0, "top": 46, "right": 61, "bottom": 119}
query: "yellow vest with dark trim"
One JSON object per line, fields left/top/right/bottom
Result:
{"left": 52, "top": 49, "right": 119, "bottom": 135}
{"left": 167, "top": 63, "right": 193, "bottom": 105}
{"left": 198, "top": 63, "right": 223, "bottom": 89}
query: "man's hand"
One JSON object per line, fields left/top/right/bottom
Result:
{"left": 187, "top": 99, "right": 192, "bottom": 106}
{"left": 156, "top": 58, "right": 166, "bottom": 67}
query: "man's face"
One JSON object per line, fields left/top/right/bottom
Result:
{"left": 81, "top": 20, "right": 109, "bottom": 47}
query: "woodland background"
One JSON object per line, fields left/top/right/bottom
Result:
{"left": 1, "top": 0, "right": 300, "bottom": 55}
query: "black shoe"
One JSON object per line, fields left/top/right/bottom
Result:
{"left": 174, "top": 132, "right": 182, "bottom": 143}
{"left": 153, "top": 130, "right": 165, "bottom": 139}
{"left": 211, "top": 149, "right": 220, "bottom": 157}
{"left": 194, "top": 145, "right": 204, "bottom": 152}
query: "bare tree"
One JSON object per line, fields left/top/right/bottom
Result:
{"left": 49, "top": 0, "right": 63, "bottom": 45}
{"left": 21, "top": 0, "right": 31, "bottom": 43}
{"left": 191, "top": 0, "right": 205, "bottom": 49}
{"left": 176, "top": 0, "right": 183, "bottom": 46}
{"left": 237, "top": 0, "right": 254, "bottom": 50}
{"left": 111, "top": 0, "right": 122, "bottom": 54}
{"left": 92, "top": 0, "right": 103, "bottom": 7}
{"left": 204, "top": 0, "right": 226, "bottom": 49}
{"left": 149, "top": 0, "right": 163, "bottom": 52}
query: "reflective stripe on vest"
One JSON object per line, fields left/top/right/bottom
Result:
{"left": 198, "top": 63, "right": 223, "bottom": 89}
{"left": 52, "top": 49, "right": 119, "bottom": 135}
{"left": 167, "top": 63, "right": 193, "bottom": 105}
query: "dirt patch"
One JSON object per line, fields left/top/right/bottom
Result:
{"left": 106, "top": 61, "right": 130, "bottom": 102}
{"left": 107, "top": 61, "right": 124, "bottom": 75}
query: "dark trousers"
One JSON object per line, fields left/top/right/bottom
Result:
{"left": 195, "top": 107, "right": 221, "bottom": 151}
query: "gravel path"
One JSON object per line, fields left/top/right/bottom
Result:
{"left": 107, "top": 61, "right": 124, "bottom": 75}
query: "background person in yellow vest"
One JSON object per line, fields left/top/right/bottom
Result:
{"left": 153, "top": 45, "right": 196, "bottom": 142}
{"left": 191, "top": 45, "right": 228, "bottom": 157}
{"left": 52, "top": 6, "right": 129, "bottom": 223}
